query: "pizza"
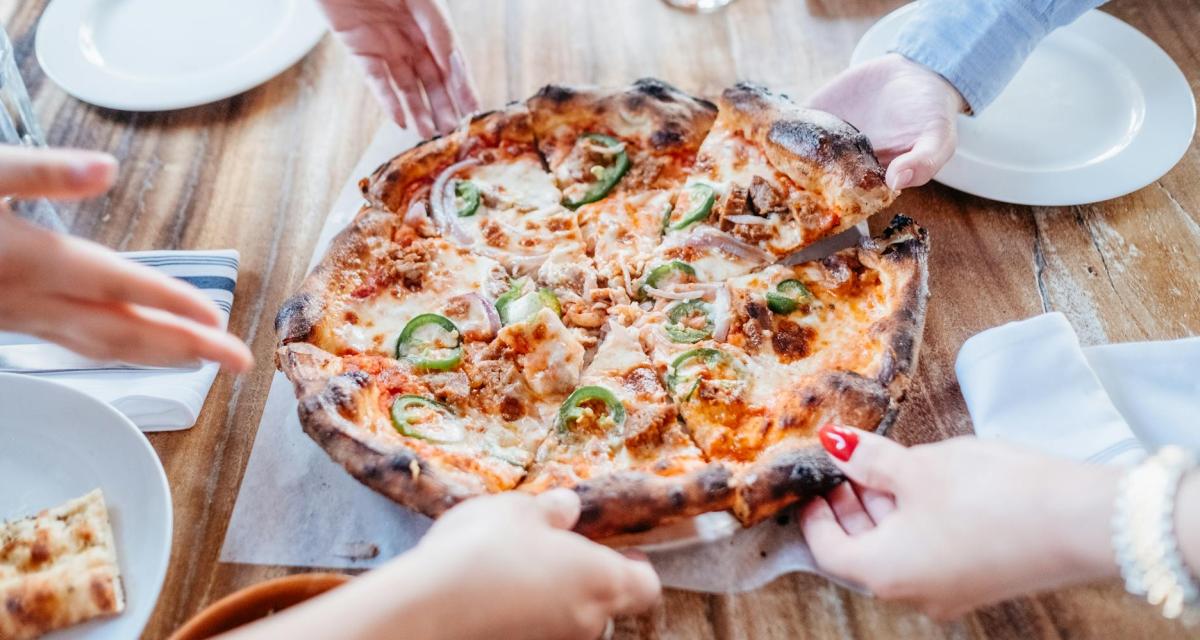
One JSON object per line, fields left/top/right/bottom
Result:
{"left": 0, "top": 490, "right": 125, "bottom": 640}
{"left": 277, "top": 79, "right": 929, "bottom": 538}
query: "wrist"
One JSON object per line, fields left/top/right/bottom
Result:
{"left": 1042, "top": 461, "right": 1122, "bottom": 582}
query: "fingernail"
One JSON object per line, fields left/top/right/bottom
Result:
{"left": 887, "top": 168, "right": 913, "bottom": 191}
{"left": 70, "top": 155, "right": 116, "bottom": 187}
{"left": 818, "top": 423, "right": 859, "bottom": 462}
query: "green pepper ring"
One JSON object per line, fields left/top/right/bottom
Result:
{"left": 667, "top": 347, "right": 741, "bottom": 401}
{"left": 390, "top": 395, "right": 465, "bottom": 443}
{"left": 557, "top": 385, "right": 626, "bottom": 433}
{"left": 562, "top": 133, "right": 630, "bottom": 210}
{"left": 669, "top": 183, "right": 716, "bottom": 231}
{"left": 454, "top": 180, "right": 481, "bottom": 217}
{"left": 665, "top": 299, "right": 714, "bottom": 343}
{"left": 639, "top": 260, "right": 696, "bottom": 299}
{"left": 395, "top": 313, "right": 463, "bottom": 370}
{"left": 766, "top": 279, "right": 813, "bottom": 315}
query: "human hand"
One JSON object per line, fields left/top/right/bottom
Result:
{"left": 800, "top": 426, "right": 1121, "bottom": 620}
{"left": 320, "top": 0, "right": 479, "bottom": 136}
{"left": 0, "top": 146, "right": 253, "bottom": 372}
{"left": 808, "top": 53, "right": 966, "bottom": 191}
{"left": 409, "top": 490, "right": 662, "bottom": 639}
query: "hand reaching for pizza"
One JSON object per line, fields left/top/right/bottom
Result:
{"left": 808, "top": 53, "right": 966, "bottom": 191}
{"left": 0, "top": 145, "right": 253, "bottom": 372}
{"left": 229, "top": 490, "right": 661, "bottom": 640}
{"left": 320, "top": 0, "right": 480, "bottom": 137}
{"left": 800, "top": 427, "right": 1125, "bottom": 620}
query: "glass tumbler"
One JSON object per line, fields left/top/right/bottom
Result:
{"left": 0, "top": 26, "right": 63, "bottom": 231}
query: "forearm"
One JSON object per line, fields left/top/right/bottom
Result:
{"left": 890, "top": 0, "right": 1107, "bottom": 112}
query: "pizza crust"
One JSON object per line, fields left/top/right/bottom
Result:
{"left": 0, "top": 490, "right": 125, "bottom": 640}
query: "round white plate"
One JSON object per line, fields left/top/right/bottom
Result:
{"left": 0, "top": 373, "right": 171, "bottom": 640}
{"left": 852, "top": 6, "right": 1196, "bottom": 206}
{"left": 36, "top": 0, "right": 327, "bottom": 111}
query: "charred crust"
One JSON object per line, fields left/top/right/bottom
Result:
{"left": 275, "top": 292, "right": 321, "bottom": 344}
{"left": 533, "top": 84, "right": 576, "bottom": 104}
{"left": 570, "top": 463, "right": 734, "bottom": 538}
{"left": 767, "top": 118, "right": 876, "bottom": 170}
{"left": 631, "top": 77, "right": 679, "bottom": 101}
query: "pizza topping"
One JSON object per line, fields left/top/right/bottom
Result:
{"left": 395, "top": 313, "right": 463, "bottom": 371}
{"left": 639, "top": 260, "right": 696, "bottom": 299}
{"left": 431, "top": 158, "right": 482, "bottom": 245}
{"left": 562, "top": 133, "right": 630, "bottom": 210}
{"left": 667, "top": 347, "right": 745, "bottom": 402}
{"left": 681, "top": 228, "right": 774, "bottom": 265}
{"left": 390, "top": 395, "right": 467, "bottom": 443}
{"left": 668, "top": 183, "right": 716, "bottom": 231}
{"left": 770, "top": 319, "right": 815, "bottom": 362}
{"left": 665, "top": 300, "right": 714, "bottom": 343}
{"left": 496, "top": 278, "right": 562, "bottom": 325}
{"left": 712, "top": 284, "right": 732, "bottom": 341}
{"left": 454, "top": 180, "right": 482, "bottom": 217}
{"left": 557, "top": 385, "right": 626, "bottom": 434}
{"left": 765, "top": 279, "right": 813, "bottom": 315}
{"left": 443, "top": 292, "right": 501, "bottom": 341}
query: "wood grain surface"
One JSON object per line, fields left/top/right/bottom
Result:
{"left": 4, "top": 0, "right": 1199, "bottom": 637}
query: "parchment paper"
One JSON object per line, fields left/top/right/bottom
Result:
{"left": 220, "top": 122, "right": 860, "bottom": 593}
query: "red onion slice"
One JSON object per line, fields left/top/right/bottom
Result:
{"left": 430, "top": 158, "right": 480, "bottom": 245}
{"left": 642, "top": 285, "right": 707, "bottom": 301}
{"left": 404, "top": 200, "right": 430, "bottom": 228}
{"left": 684, "top": 229, "right": 774, "bottom": 264}
{"left": 712, "top": 284, "right": 731, "bottom": 342}
{"left": 447, "top": 292, "right": 500, "bottom": 340}
{"left": 724, "top": 214, "right": 771, "bottom": 226}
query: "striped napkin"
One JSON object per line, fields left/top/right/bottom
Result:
{"left": 0, "top": 250, "right": 239, "bottom": 432}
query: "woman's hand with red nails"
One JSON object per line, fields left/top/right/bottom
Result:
{"left": 0, "top": 146, "right": 253, "bottom": 372}
{"left": 320, "top": 0, "right": 480, "bottom": 136}
{"left": 802, "top": 429, "right": 1123, "bottom": 620}
{"left": 808, "top": 53, "right": 966, "bottom": 191}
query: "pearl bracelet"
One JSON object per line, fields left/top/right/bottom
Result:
{"left": 1112, "top": 445, "right": 1199, "bottom": 620}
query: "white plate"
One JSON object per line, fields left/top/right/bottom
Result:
{"left": 0, "top": 373, "right": 172, "bottom": 640}
{"left": 852, "top": 6, "right": 1196, "bottom": 206}
{"left": 35, "top": 0, "right": 327, "bottom": 111}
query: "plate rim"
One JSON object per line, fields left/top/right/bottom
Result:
{"left": 851, "top": 6, "right": 1197, "bottom": 206}
{"left": 0, "top": 372, "right": 172, "bottom": 639}
{"left": 34, "top": 0, "right": 327, "bottom": 111}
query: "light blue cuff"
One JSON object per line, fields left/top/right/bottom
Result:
{"left": 890, "top": 0, "right": 1105, "bottom": 113}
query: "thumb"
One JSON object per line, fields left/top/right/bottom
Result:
{"left": 534, "top": 488, "right": 581, "bottom": 530}
{"left": 885, "top": 119, "right": 957, "bottom": 191}
{"left": 817, "top": 424, "right": 908, "bottom": 493}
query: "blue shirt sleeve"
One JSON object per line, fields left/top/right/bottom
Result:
{"left": 890, "top": 0, "right": 1108, "bottom": 113}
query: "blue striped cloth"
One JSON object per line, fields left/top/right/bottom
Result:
{"left": 3, "top": 250, "right": 240, "bottom": 431}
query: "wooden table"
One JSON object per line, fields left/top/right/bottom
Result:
{"left": 5, "top": 0, "right": 1198, "bottom": 637}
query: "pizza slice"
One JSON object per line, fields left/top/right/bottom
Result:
{"left": 520, "top": 319, "right": 732, "bottom": 536}
{"left": 362, "top": 104, "right": 594, "bottom": 289}
{"left": 638, "top": 216, "right": 928, "bottom": 525}
{"left": 0, "top": 490, "right": 124, "bottom": 640}
{"left": 656, "top": 82, "right": 896, "bottom": 282}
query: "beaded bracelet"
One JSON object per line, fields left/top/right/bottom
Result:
{"left": 1112, "top": 445, "right": 1199, "bottom": 620}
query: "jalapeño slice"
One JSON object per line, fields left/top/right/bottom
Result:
{"left": 390, "top": 395, "right": 466, "bottom": 443}
{"left": 765, "top": 278, "right": 813, "bottom": 315}
{"left": 667, "top": 348, "right": 743, "bottom": 402}
{"left": 562, "top": 133, "right": 630, "bottom": 210}
{"left": 454, "top": 180, "right": 481, "bottom": 217}
{"left": 496, "top": 278, "right": 562, "bottom": 325}
{"left": 639, "top": 260, "right": 696, "bottom": 299}
{"left": 395, "top": 313, "right": 463, "bottom": 370}
{"left": 668, "top": 183, "right": 716, "bottom": 231}
{"left": 665, "top": 299, "right": 714, "bottom": 343}
{"left": 556, "top": 385, "right": 626, "bottom": 434}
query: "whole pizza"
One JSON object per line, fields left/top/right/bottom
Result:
{"left": 275, "top": 79, "right": 929, "bottom": 538}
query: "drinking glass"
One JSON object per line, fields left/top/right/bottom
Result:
{"left": 0, "top": 26, "right": 63, "bottom": 231}
{"left": 661, "top": 0, "right": 739, "bottom": 12}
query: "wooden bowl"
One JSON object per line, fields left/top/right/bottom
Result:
{"left": 167, "top": 573, "right": 350, "bottom": 640}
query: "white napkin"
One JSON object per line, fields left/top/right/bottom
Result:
{"left": 956, "top": 312, "right": 1200, "bottom": 463}
{"left": 0, "top": 249, "right": 238, "bottom": 432}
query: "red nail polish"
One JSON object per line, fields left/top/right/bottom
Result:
{"left": 819, "top": 424, "right": 858, "bottom": 462}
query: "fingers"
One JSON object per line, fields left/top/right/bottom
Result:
{"left": 10, "top": 296, "right": 252, "bottom": 372}
{"left": 534, "top": 488, "right": 582, "bottom": 530}
{"left": 602, "top": 551, "right": 661, "bottom": 616}
{"left": 827, "top": 482, "right": 874, "bottom": 536}
{"left": 799, "top": 497, "right": 867, "bottom": 582}
{"left": 818, "top": 424, "right": 908, "bottom": 493}
{"left": 857, "top": 486, "right": 897, "bottom": 523}
{"left": 359, "top": 55, "right": 409, "bottom": 129}
{"left": 885, "top": 119, "right": 957, "bottom": 190}
{"left": 404, "top": 0, "right": 479, "bottom": 117}
{"left": 410, "top": 48, "right": 459, "bottom": 133}
{"left": 387, "top": 56, "right": 437, "bottom": 137}
{"left": 0, "top": 146, "right": 117, "bottom": 200}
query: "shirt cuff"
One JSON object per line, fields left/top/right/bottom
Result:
{"left": 889, "top": 0, "right": 1050, "bottom": 113}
